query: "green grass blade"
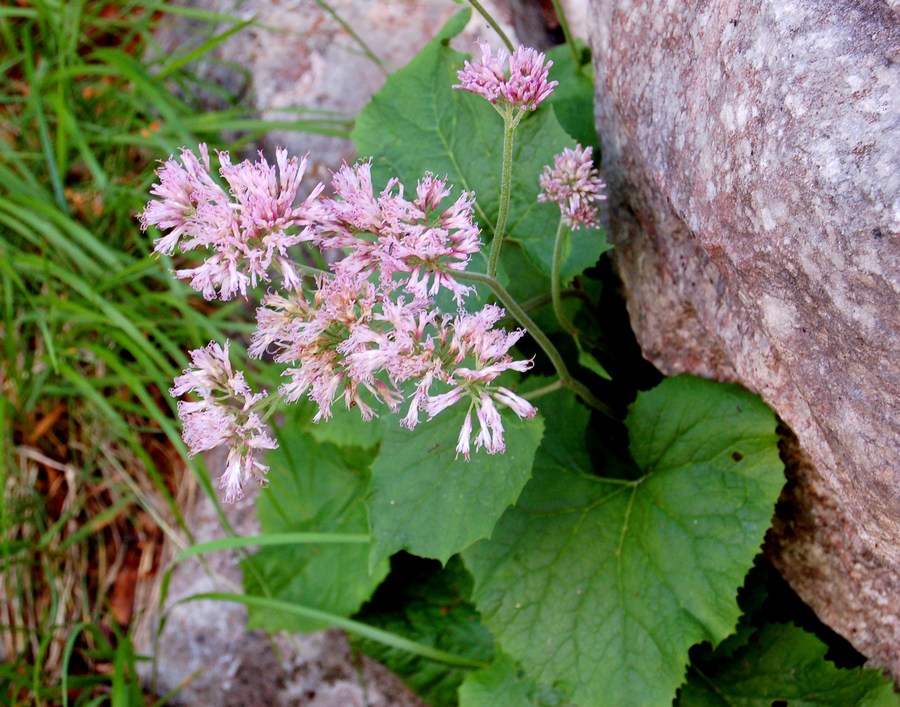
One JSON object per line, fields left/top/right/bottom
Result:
{"left": 182, "top": 593, "right": 489, "bottom": 669}
{"left": 173, "top": 532, "right": 371, "bottom": 564}
{"left": 155, "top": 17, "right": 255, "bottom": 80}
{"left": 21, "top": 33, "right": 68, "bottom": 212}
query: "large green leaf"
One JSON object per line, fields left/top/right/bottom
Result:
{"left": 352, "top": 11, "right": 608, "bottom": 283}
{"left": 243, "top": 415, "right": 389, "bottom": 632}
{"left": 368, "top": 408, "right": 544, "bottom": 567}
{"left": 354, "top": 557, "right": 494, "bottom": 707}
{"left": 464, "top": 376, "right": 785, "bottom": 706}
{"left": 680, "top": 622, "right": 899, "bottom": 706}
{"left": 545, "top": 42, "right": 599, "bottom": 152}
{"left": 304, "top": 397, "right": 385, "bottom": 451}
{"left": 459, "top": 652, "right": 573, "bottom": 707}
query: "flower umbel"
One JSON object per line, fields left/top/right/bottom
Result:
{"left": 172, "top": 341, "right": 276, "bottom": 502}
{"left": 149, "top": 144, "right": 539, "bottom": 499}
{"left": 316, "top": 163, "right": 481, "bottom": 306}
{"left": 141, "top": 145, "right": 321, "bottom": 300}
{"left": 538, "top": 144, "right": 606, "bottom": 230}
{"left": 455, "top": 42, "right": 557, "bottom": 112}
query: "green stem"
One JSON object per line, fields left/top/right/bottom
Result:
{"left": 313, "top": 0, "right": 388, "bottom": 74}
{"left": 522, "top": 379, "right": 564, "bottom": 401}
{"left": 467, "top": 0, "right": 515, "bottom": 53}
{"left": 488, "top": 118, "right": 516, "bottom": 277}
{"left": 257, "top": 390, "right": 285, "bottom": 424}
{"left": 549, "top": 0, "right": 581, "bottom": 69}
{"left": 457, "top": 270, "right": 613, "bottom": 417}
{"left": 520, "top": 288, "right": 591, "bottom": 314}
{"left": 551, "top": 219, "right": 578, "bottom": 338}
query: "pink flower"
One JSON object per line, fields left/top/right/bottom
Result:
{"left": 456, "top": 410, "right": 474, "bottom": 460}
{"left": 415, "top": 304, "right": 536, "bottom": 456}
{"left": 538, "top": 144, "right": 606, "bottom": 230}
{"left": 503, "top": 46, "right": 557, "bottom": 111}
{"left": 318, "top": 165, "right": 481, "bottom": 305}
{"left": 454, "top": 42, "right": 507, "bottom": 104}
{"left": 171, "top": 340, "right": 275, "bottom": 502}
{"left": 474, "top": 394, "right": 505, "bottom": 454}
{"left": 141, "top": 144, "right": 233, "bottom": 257}
{"left": 145, "top": 146, "right": 543, "bottom": 473}
{"left": 142, "top": 146, "right": 323, "bottom": 299}
{"left": 327, "top": 161, "right": 384, "bottom": 233}
{"left": 171, "top": 340, "right": 237, "bottom": 396}
{"left": 455, "top": 42, "right": 557, "bottom": 111}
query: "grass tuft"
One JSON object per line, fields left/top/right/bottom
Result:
{"left": 0, "top": 1, "right": 345, "bottom": 702}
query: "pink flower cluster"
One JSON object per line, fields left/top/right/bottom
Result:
{"left": 538, "top": 144, "right": 606, "bottom": 230}
{"left": 455, "top": 43, "right": 557, "bottom": 112}
{"left": 141, "top": 145, "right": 323, "bottom": 300}
{"left": 144, "top": 148, "right": 538, "bottom": 498}
{"left": 171, "top": 341, "right": 276, "bottom": 502}
{"left": 313, "top": 163, "right": 481, "bottom": 306}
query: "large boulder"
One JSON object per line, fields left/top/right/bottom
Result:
{"left": 589, "top": 0, "right": 899, "bottom": 677}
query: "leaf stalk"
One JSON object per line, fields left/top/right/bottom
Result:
{"left": 457, "top": 270, "right": 613, "bottom": 417}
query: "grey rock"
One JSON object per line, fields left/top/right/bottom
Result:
{"left": 138, "top": 462, "right": 424, "bottom": 706}
{"left": 153, "top": 0, "right": 525, "bottom": 179}
{"left": 590, "top": 0, "right": 899, "bottom": 678}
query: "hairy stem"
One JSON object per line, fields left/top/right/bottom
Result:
{"left": 551, "top": 219, "right": 578, "bottom": 338}
{"left": 467, "top": 0, "right": 515, "bottom": 53}
{"left": 521, "top": 379, "right": 564, "bottom": 401}
{"left": 457, "top": 270, "right": 613, "bottom": 417}
{"left": 488, "top": 118, "right": 516, "bottom": 277}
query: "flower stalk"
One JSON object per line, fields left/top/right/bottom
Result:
{"left": 456, "top": 270, "right": 613, "bottom": 417}
{"left": 551, "top": 219, "right": 578, "bottom": 339}
{"left": 549, "top": 0, "right": 581, "bottom": 69}
{"left": 466, "top": 0, "right": 514, "bottom": 53}
{"left": 488, "top": 116, "right": 517, "bottom": 277}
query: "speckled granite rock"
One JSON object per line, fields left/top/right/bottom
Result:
{"left": 590, "top": 0, "right": 899, "bottom": 679}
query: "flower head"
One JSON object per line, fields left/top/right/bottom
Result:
{"left": 538, "top": 144, "right": 606, "bottom": 230}
{"left": 317, "top": 164, "right": 481, "bottom": 305}
{"left": 171, "top": 340, "right": 275, "bottom": 502}
{"left": 141, "top": 144, "right": 231, "bottom": 257}
{"left": 455, "top": 42, "right": 557, "bottom": 111}
{"left": 142, "top": 146, "right": 322, "bottom": 300}
{"left": 503, "top": 46, "right": 557, "bottom": 110}
{"left": 145, "top": 143, "right": 543, "bottom": 482}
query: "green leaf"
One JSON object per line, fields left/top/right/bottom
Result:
{"left": 243, "top": 416, "right": 389, "bottom": 632}
{"left": 576, "top": 343, "right": 611, "bottom": 380}
{"left": 354, "top": 557, "right": 495, "bottom": 707}
{"left": 368, "top": 408, "right": 544, "bottom": 567}
{"left": 459, "top": 652, "right": 573, "bottom": 707}
{"left": 305, "top": 399, "right": 384, "bottom": 450}
{"left": 352, "top": 12, "right": 607, "bottom": 283}
{"left": 464, "top": 376, "right": 785, "bottom": 706}
{"left": 680, "top": 622, "right": 899, "bottom": 706}
{"left": 545, "top": 42, "right": 599, "bottom": 152}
